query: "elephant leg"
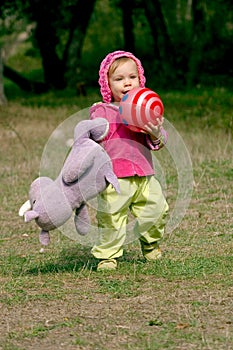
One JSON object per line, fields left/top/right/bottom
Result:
{"left": 39, "top": 230, "right": 50, "bottom": 245}
{"left": 74, "top": 204, "right": 90, "bottom": 235}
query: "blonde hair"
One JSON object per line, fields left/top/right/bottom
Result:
{"left": 108, "top": 57, "right": 136, "bottom": 78}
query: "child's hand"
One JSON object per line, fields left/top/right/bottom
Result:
{"left": 143, "top": 118, "right": 164, "bottom": 140}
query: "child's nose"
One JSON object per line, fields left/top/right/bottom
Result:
{"left": 124, "top": 78, "right": 131, "bottom": 86}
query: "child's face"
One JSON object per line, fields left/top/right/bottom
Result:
{"left": 108, "top": 60, "right": 140, "bottom": 102}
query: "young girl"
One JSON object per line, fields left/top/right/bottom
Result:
{"left": 90, "top": 50, "right": 169, "bottom": 270}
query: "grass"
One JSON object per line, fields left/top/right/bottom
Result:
{"left": 0, "top": 85, "right": 233, "bottom": 349}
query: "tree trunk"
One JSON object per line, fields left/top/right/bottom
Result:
{"left": 29, "top": 0, "right": 96, "bottom": 88}
{"left": 120, "top": 0, "right": 135, "bottom": 52}
{"left": 0, "top": 49, "right": 7, "bottom": 105}
{"left": 35, "top": 24, "right": 66, "bottom": 89}
{"left": 186, "top": 0, "right": 193, "bottom": 21}
{"left": 187, "top": 0, "right": 206, "bottom": 86}
{"left": 29, "top": 0, "right": 66, "bottom": 89}
{"left": 143, "top": 0, "right": 178, "bottom": 83}
{"left": 3, "top": 65, "right": 48, "bottom": 93}
{"left": 62, "top": 0, "right": 97, "bottom": 82}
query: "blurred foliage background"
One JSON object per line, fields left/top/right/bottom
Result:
{"left": 0, "top": 0, "right": 232, "bottom": 103}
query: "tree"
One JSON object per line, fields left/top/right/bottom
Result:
{"left": 0, "top": 48, "right": 7, "bottom": 104}
{"left": 1, "top": 0, "right": 97, "bottom": 91}
{"left": 0, "top": 0, "right": 232, "bottom": 93}
{"left": 28, "top": 0, "right": 66, "bottom": 89}
{"left": 119, "top": 0, "right": 135, "bottom": 52}
{"left": 187, "top": 0, "right": 207, "bottom": 86}
{"left": 29, "top": 0, "right": 97, "bottom": 89}
{"left": 142, "top": 0, "right": 178, "bottom": 83}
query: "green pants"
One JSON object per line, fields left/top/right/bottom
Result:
{"left": 91, "top": 176, "right": 169, "bottom": 259}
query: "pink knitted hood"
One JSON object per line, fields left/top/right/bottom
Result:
{"left": 98, "top": 50, "right": 146, "bottom": 103}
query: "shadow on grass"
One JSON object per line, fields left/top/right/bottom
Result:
{"left": 2, "top": 243, "right": 232, "bottom": 280}
{"left": 28, "top": 245, "right": 97, "bottom": 275}
{"left": 25, "top": 247, "right": 146, "bottom": 275}
{"left": 0, "top": 245, "right": 98, "bottom": 276}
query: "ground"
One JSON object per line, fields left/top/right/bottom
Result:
{"left": 0, "top": 89, "right": 232, "bottom": 349}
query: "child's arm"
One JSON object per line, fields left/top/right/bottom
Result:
{"left": 143, "top": 119, "right": 168, "bottom": 150}
{"left": 146, "top": 127, "right": 167, "bottom": 150}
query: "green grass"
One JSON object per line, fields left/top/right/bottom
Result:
{"left": 0, "top": 87, "right": 232, "bottom": 349}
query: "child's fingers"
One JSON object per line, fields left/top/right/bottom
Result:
{"left": 147, "top": 121, "right": 158, "bottom": 130}
{"left": 156, "top": 117, "right": 164, "bottom": 126}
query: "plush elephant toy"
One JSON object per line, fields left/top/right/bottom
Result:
{"left": 19, "top": 118, "right": 120, "bottom": 245}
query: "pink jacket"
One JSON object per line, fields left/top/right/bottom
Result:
{"left": 90, "top": 103, "right": 167, "bottom": 178}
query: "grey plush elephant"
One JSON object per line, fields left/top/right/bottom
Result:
{"left": 19, "top": 118, "right": 120, "bottom": 245}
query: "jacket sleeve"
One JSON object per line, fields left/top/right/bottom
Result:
{"left": 146, "top": 126, "right": 168, "bottom": 151}
{"left": 89, "top": 103, "right": 107, "bottom": 121}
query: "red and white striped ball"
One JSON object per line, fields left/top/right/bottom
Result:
{"left": 119, "top": 87, "right": 164, "bottom": 132}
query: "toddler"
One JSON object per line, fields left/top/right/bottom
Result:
{"left": 90, "top": 50, "right": 169, "bottom": 270}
